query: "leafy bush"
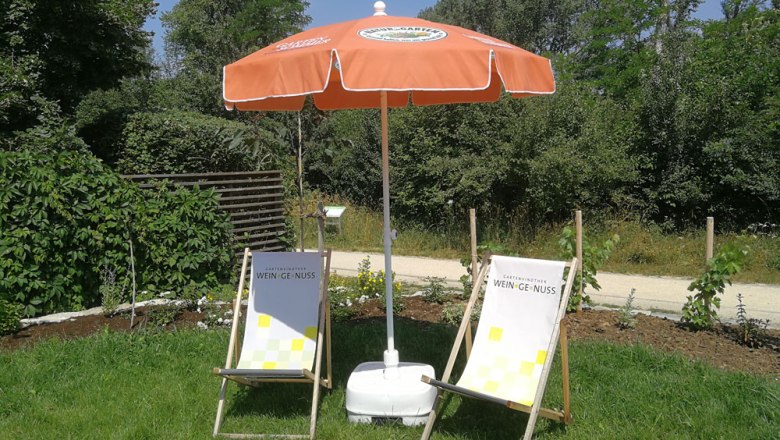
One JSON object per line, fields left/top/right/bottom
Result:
{"left": 131, "top": 183, "right": 234, "bottom": 295}
{"left": 683, "top": 244, "right": 747, "bottom": 330}
{"left": 422, "top": 276, "right": 450, "bottom": 304}
{"left": 0, "top": 150, "right": 235, "bottom": 317}
{"left": 117, "top": 110, "right": 284, "bottom": 174}
{"left": 0, "top": 299, "right": 23, "bottom": 335}
{"left": 74, "top": 84, "right": 143, "bottom": 164}
{"left": 559, "top": 225, "right": 619, "bottom": 311}
{"left": 0, "top": 150, "right": 136, "bottom": 316}
{"left": 441, "top": 301, "right": 482, "bottom": 326}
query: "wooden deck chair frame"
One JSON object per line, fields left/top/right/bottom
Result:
{"left": 212, "top": 248, "right": 333, "bottom": 439}
{"left": 420, "top": 253, "right": 578, "bottom": 440}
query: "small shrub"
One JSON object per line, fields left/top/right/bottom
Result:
{"left": 199, "top": 302, "right": 233, "bottom": 329}
{"left": 734, "top": 293, "right": 769, "bottom": 348}
{"left": 144, "top": 304, "right": 182, "bottom": 331}
{"left": 559, "top": 226, "right": 619, "bottom": 312}
{"left": 617, "top": 288, "right": 637, "bottom": 329}
{"left": 683, "top": 244, "right": 747, "bottom": 330}
{"left": 0, "top": 299, "right": 23, "bottom": 335}
{"left": 421, "top": 276, "right": 449, "bottom": 304}
{"left": 329, "top": 285, "right": 360, "bottom": 322}
{"left": 354, "top": 256, "right": 403, "bottom": 313}
{"left": 100, "top": 266, "right": 127, "bottom": 316}
{"left": 379, "top": 279, "right": 404, "bottom": 315}
{"left": 442, "top": 301, "right": 482, "bottom": 326}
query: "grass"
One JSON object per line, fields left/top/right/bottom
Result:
{"left": 294, "top": 196, "right": 780, "bottom": 284}
{"left": 1, "top": 320, "right": 778, "bottom": 439}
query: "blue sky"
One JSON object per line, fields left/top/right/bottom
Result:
{"left": 144, "top": 0, "right": 724, "bottom": 58}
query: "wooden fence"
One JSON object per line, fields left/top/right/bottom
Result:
{"left": 123, "top": 171, "right": 287, "bottom": 254}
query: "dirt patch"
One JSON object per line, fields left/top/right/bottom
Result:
{"left": 1, "top": 306, "right": 206, "bottom": 351}
{"left": 3, "top": 298, "right": 778, "bottom": 377}
{"left": 565, "top": 310, "right": 779, "bottom": 377}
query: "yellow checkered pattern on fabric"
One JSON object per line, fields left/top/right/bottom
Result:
{"left": 488, "top": 326, "right": 503, "bottom": 342}
{"left": 459, "top": 349, "right": 548, "bottom": 406}
{"left": 236, "top": 337, "right": 316, "bottom": 370}
{"left": 258, "top": 314, "right": 271, "bottom": 328}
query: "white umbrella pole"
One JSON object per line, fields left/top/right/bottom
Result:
{"left": 380, "top": 91, "right": 399, "bottom": 374}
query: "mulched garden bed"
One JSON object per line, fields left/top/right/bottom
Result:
{"left": 3, "top": 296, "right": 778, "bottom": 377}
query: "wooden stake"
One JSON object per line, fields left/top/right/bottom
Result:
{"left": 575, "top": 210, "right": 583, "bottom": 313}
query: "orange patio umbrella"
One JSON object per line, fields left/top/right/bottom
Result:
{"left": 223, "top": 0, "right": 555, "bottom": 406}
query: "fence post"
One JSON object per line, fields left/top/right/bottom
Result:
{"left": 575, "top": 210, "right": 583, "bottom": 313}
{"left": 704, "top": 216, "right": 714, "bottom": 313}
{"left": 706, "top": 217, "right": 714, "bottom": 263}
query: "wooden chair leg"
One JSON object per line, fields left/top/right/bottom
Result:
{"left": 308, "top": 378, "right": 320, "bottom": 440}
{"left": 420, "top": 391, "right": 444, "bottom": 440}
{"left": 213, "top": 377, "right": 229, "bottom": 437}
{"left": 560, "top": 323, "right": 572, "bottom": 424}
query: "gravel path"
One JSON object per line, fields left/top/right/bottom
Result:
{"left": 328, "top": 250, "right": 780, "bottom": 327}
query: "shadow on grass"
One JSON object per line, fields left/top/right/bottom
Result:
{"left": 227, "top": 382, "right": 313, "bottom": 418}
{"left": 220, "top": 316, "right": 568, "bottom": 438}
{"left": 330, "top": 316, "right": 570, "bottom": 439}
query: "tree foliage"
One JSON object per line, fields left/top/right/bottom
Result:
{"left": 0, "top": 0, "right": 155, "bottom": 112}
{"left": 160, "top": 0, "right": 310, "bottom": 114}
{"left": 304, "top": 0, "right": 779, "bottom": 231}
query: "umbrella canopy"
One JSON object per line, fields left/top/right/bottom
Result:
{"left": 223, "top": 6, "right": 554, "bottom": 111}
{"left": 223, "top": 2, "right": 555, "bottom": 371}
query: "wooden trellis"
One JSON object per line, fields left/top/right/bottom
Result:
{"left": 123, "top": 171, "right": 287, "bottom": 256}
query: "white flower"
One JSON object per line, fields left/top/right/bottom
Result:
{"left": 197, "top": 321, "right": 208, "bottom": 330}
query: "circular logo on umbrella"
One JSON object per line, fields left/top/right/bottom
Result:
{"left": 358, "top": 26, "right": 447, "bottom": 43}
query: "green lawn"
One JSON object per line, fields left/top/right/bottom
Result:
{"left": 1, "top": 320, "right": 777, "bottom": 439}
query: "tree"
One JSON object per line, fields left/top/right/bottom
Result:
{"left": 0, "top": 0, "right": 155, "bottom": 112}
{"left": 419, "top": 0, "right": 586, "bottom": 53}
{"left": 161, "top": 0, "right": 310, "bottom": 115}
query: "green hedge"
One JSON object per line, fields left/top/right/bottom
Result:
{"left": 0, "top": 150, "right": 234, "bottom": 317}
{"left": 117, "top": 110, "right": 282, "bottom": 174}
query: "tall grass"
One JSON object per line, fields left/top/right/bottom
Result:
{"left": 292, "top": 194, "right": 780, "bottom": 284}
{"left": 1, "top": 321, "right": 777, "bottom": 439}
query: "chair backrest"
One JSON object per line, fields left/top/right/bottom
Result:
{"left": 236, "top": 251, "right": 323, "bottom": 371}
{"left": 456, "top": 256, "right": 566, "bottom": 406}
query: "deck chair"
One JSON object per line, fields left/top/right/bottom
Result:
{"left": 213, "top": 248, "right": 333, "bottom": 439}
{"left": 420, "top": 254, "right": 578, "bottom": 440}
